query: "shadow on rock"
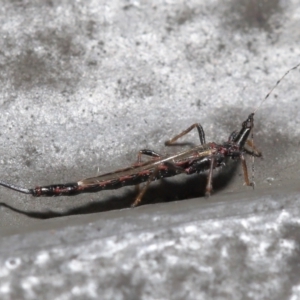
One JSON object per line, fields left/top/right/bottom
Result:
{"left": 0, "top": 160, "right": 240, "bottom": 219}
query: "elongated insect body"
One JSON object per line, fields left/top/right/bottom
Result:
{"left": 0, "top": 114, "right": 257, "bottom": 206}
{"left": 6, "top": 144, "right": 216, "bottom": 197}
{"left": 0, "top": 64, "right": 299, "bottom": 206}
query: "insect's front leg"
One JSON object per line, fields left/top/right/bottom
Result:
{"left": 240, "top": 154, "right": 254, "bottom": 187}
{"left": 228, "top": 132, "right": 262, "bottom": 156}
{"left": 244, "top": 140, "right": 262, "bottom": 157}
{"left": 165, "top": 123, "right": 206, "bottom": 146}
{"left": 242, "top": 140, "right": 263, "bottom": 188}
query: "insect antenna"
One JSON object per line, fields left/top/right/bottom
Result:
{"left": 251, "top": 130, "right": 255, "bottom": 188}
{"left": 254, "top": 62, "right": 300, "bottom": 113}
{"left": 251, "top": 62, "right": 300, "bottom": 186}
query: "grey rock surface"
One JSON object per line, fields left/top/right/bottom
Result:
{"left": 0, "top": 0, "right": 300, "bottom": 299}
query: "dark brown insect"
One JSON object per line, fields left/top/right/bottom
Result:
{"left": 0, "top": 63, "right": 299, "bottom": 207}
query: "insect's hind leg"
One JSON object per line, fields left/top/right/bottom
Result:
{"left": 134, "top": 149, "right": 162, "bottom": 204}
{"left": 132, "top": 161, "right": 186, "bottom": 207}
{"left": 132, "top": 167, "right": 159, "bottom": 207}
{"left": 165, "top": 123, "right": 206, "bottom": 146}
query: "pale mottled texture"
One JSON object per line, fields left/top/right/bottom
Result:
{"left": 0, "top": 0, "right": 300, "bottom": 299}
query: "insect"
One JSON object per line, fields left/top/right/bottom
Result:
{"left": 0, "top": 63, "right": 299, "bottom": 207}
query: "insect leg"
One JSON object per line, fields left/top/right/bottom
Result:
{"left": 240, "top": 154, "right": 254, "bottom": 187}
{"left": 132, "top": 167, "right": 160, "bottom": 207}
{"left": 132, "top": 161, "right": 185, "bottom": 207}
{"left": 244, "top": 140, "right": 262, "bottom": 157}
{"left": 134, "top": 149, "right": 162, "bottom": 195}
{"left": 136, "top": 149, "right": 161, "bottom": 163}
{"left": 205, "top": 156, "right": 216, "bottom": 197}
{"left": 165, "top": 123, "right": 206, "bottom": 146}
{"left": 244, "top": 140, "right": 262, "bottom": 189}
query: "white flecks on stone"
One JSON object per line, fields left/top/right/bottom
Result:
{"left": 5, "top": 257, "right": 21, "bottom": 270}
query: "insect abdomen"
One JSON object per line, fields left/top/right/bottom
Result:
{"left": 33, "top": 183, "right": 80, "bottom": 197}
